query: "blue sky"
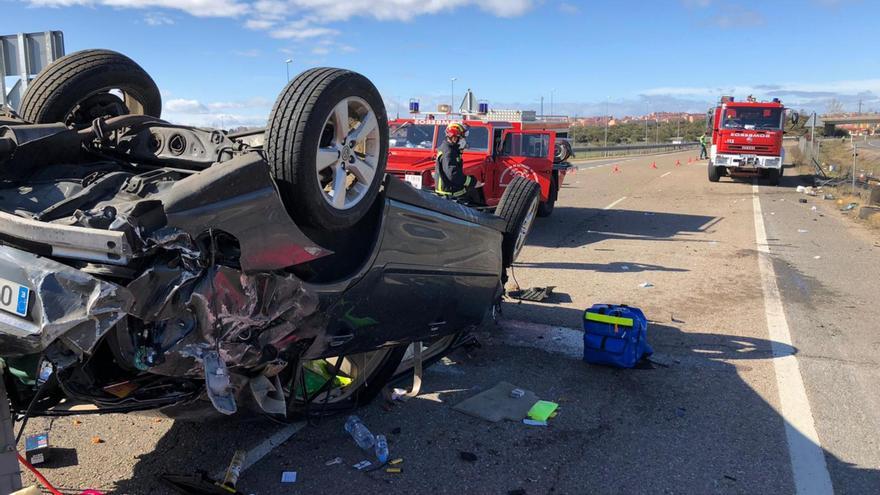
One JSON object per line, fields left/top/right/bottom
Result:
{"left": 4, "top": 0, "right": 878, "bottom": 127}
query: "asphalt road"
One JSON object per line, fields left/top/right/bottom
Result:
{"left": 19, "top": 151, "right": 880, "bottom": 494}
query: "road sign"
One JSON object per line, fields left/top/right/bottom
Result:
{"left": 1, "top": 31, "right": 65, "bottom": 110}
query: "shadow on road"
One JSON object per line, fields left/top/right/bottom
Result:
{"left": 496, "top": 302, "right": 880, "bottom": 493}
{"left": 513, "top": 260, "right": 688, "bottom": 273}
{"left": 107, "top": 306, "right": 879, "bottom": 494}
{"left": 526, "top": 207, "right": 721, "bottom": 249}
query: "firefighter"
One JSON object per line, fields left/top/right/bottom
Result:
{"left": 699, "top": 132, "right": 708, "bottom": 160}
{"left": 435, "top": 122, "right": 479, "bottom": 200}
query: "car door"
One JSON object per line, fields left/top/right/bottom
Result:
{"left": 494, "top": 130, "right": 555, "bottom": 204}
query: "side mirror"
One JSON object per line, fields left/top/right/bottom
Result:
{"left": 790, "top": 111, "right": 800, "bottom": 125}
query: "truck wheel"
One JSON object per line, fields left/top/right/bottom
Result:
{"left": 553, "top": 140, "right": 572, "bottom": 163}
{"left": 496, "top": 175, "right": 541, "bottom": 267}
{"left": 537, "top": 175, "right": 557, "bottom": 217}
{"left": 708, "top": 161, "right": 721, "bottom": 182}
{"left": 767, "top": 169, "right": 781, "bottom": 186}
{"left": 266, "top": 68, "right": 388, "bottom": 231}
{"left": 19, "top": 49, "right": 161, "bottom": 127}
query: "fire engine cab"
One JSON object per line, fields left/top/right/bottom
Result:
{"left": 707, "top": 96, "right": 798, "bottom": 185}
{"left": 387, "top": 101, "right": 573, "bottom": 217}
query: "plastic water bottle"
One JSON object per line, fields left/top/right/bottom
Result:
{"left": 344, "top": 415, "right": 375, "bottom": 450}
{"left": 375, "top": 435, "right": 388, "bottom": 464}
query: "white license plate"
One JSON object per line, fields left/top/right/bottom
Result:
{"left": 404, "top": 174, "right": 423, "bottom": 189}
{"left": 0, "top": 277, "right": 30, "bottom": 317}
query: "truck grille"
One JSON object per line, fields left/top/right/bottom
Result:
{"left": 727, "top": 144, "right": 773, "bottom": 153}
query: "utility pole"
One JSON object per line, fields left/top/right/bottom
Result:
{"left": 644, "top": 102, "right": 649, "bottom": 143}
{"left": 604, "top": 96, "right": 609, "bottom": 156}
{"left": 540, "top": 96, "right": 544, "bottom": 117}
{"left": 450, "top": 77, "right": 457, "bottom": 111}
{"left": 852, "top": 134, "right": 857, "bottom": 196}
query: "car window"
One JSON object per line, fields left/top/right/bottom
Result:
{"left": 434, "top": 125, "right": 489, "bottom": 151}
{"left": 389, "top": 124, "right": 436, "bottom": 149}
{"left": 501, "top": 133, "right": 550, "bottom": 158}
{"left": 722, "top": 107, "right": 783, "bottom": 130}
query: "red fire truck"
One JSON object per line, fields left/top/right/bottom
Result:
{"left": 387, "top": 109, "right": 572, "bottom": 216}
{"left": 707, "top": 96, "right": 798, "bottom": 185}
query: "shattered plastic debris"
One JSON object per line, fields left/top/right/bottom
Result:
{"left": 842, "top": 203, "right": 858, "bottom": 211}
{"left": 280, "top": 471, "right": 297, "bottom": 483}
{"left": 522, "top": 419, "right": 548, "bottom": 427}
{"left": 638, "top": 282, "right": 654, "bottom": 288}
{"left": 325, "top": 457, "right": 343, "bottom": 466}
{"left": 353, "top": 461, "right": 372, "bottom": 470}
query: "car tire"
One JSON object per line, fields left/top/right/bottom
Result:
{"left": 266, "top": 68, "right": 388, "bottom": 231}
{"left": 19, "top": 49, "right": 161, "bottom": 126}
{"left": 286, "top": 345, "right": 407, "bottom": 418}
{"left": 537, "top": 174, "right": 557, "bottom": 217}
{"left": 708, "top": 161, "right": 721, "bottom": 182}
{"left": 496, "top": 175, "right": 541, "bottom": 267}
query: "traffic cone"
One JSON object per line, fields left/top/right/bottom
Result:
{"left": 688, "top": 157, "right": 692, "bottom": 164}
{"left": 675, "top": 159, "right": 681, "bottom": 167}
{"left": 612, "top": 165, "right": 621, "bottom": 173}
{"left": 650, "top": 161, "right": 657, "bottom": 169}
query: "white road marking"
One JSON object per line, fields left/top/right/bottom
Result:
{"left": 660, "top": 171, "right": 672, "bottom": 178}
{"left": 752, "top": 184, "right": 833, "bottom": 495}
{"left": 603, "top": 196, "right": 627, "bottom": 210}
{"left": 213, "top": 421, "right": 306, "bottom": 480}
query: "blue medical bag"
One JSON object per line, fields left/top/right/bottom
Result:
{"left": 583, "top": 304, "right": 652, "bottom": 368}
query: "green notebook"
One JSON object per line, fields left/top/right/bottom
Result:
{"left": 527, "top": 400, "right": 559, "bottom": 421}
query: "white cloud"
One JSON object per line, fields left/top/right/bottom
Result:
{"left": 558, "top": 2, "right": 578, "bottom": 14}
{"left": 29, "top": 0, "right": 248, "bottom": 17}
{"left": 144, "top": 12, "right": 174, "bottom": 24}
{"left": 165, "top": 98, "right": 208, "bottom": 113}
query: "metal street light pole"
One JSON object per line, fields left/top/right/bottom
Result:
{"left": 451, "top": 77, "right": 457, "bottom": 111}
{"left": 604, "top": 96, "right": 609, "bottom": 156}
{"left": 285, "top": 59, "right": 292, "bottom": 82}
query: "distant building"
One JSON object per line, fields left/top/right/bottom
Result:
{"left": 574, "top": 111, "right": 705, "bottom": 127}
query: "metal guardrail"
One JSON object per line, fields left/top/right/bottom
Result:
{"left": 571, "top": 142, "right": 699, "bottom": 158}
{"left": 1, "top": 31, "right": 65, "bottom": 110}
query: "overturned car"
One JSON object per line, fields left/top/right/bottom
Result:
{"left": 0, "top": 50, "right": 540, "bottom": 419}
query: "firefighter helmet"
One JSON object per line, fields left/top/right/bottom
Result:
{"left": 445, "top": 122, "right": 467, "bottom": 139}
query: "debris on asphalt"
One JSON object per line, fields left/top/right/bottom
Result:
{"left": 389, "top": 458, "right": 404, "bottom": 465}
{"left": 222, "top": 450, "right": 246, "bottom": 489}
{"left": 280, "top": 471, "right": 297, "bottom": 483}
{"left": 510, "top": 388, "right": 526, "bottom": 399}
{"left": 824, "top": 194, "right": 835, "bottom": 200}
{"left": 842, "top": 202, "right": 859, "bottom": 211}
{"left": 390, "top": 388, "right": 408, "bottom": 401}
{"left": 453, "top": 382, "right": 539, "bottom": 422}
{"left": 353, "top": 460, "right": 373, "bottom": 470}
{"left": 522, "top": 419, "right": 548, "bottom": 427}
{"left": 797, "top": 185, "right": 818, "bottom": 196}
{"left": 324, "top": 457, "right": 343, "bottom": 466}
{"left": 90, "top": 436, "right": 104, "bottom": 444}
{"left": 527, "top": 401, "right": 559, "bottom": 422}
{"left": 639, "top": 282, "right": 654, "bottom": 288}
{"left": 459, "top": 451, "right": 478, "bottom": 462}
{"left": 798, "top": 229, "right": 808, "bottom": 233}
{"left": 814, "top": 256, "right": 822, "bottom": 260}
{"left": 799, "top": 198, "right": 808, "bottom": 204}
{"left": 375, "top": 434, "right": 389, "bottom": 464}
{"left": 24, "top": 433, "right": 50, "bottom": 465}
{"left": 386, "top": 467, "right": 403, "bottom": 474}
{"left": 811, "top": 206, "right": 818, "bottom": 211}
{"left": 508, "top": 286, "right": 555, "bottom": 302}
{"left": 647, "top": 354, "right": 674, "bottom": 368}
{"left": 344, "top": 415, "right": 376, "bottom": 451}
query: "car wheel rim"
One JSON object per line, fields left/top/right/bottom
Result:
{"left": 294, "top": 348, "right": 391, "bottom": 405}
{"left": 514, "top": 195, "right": 539, "bottom": 260}
{"left": 315, "top": 96, "right": 381, "bottom": 211}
